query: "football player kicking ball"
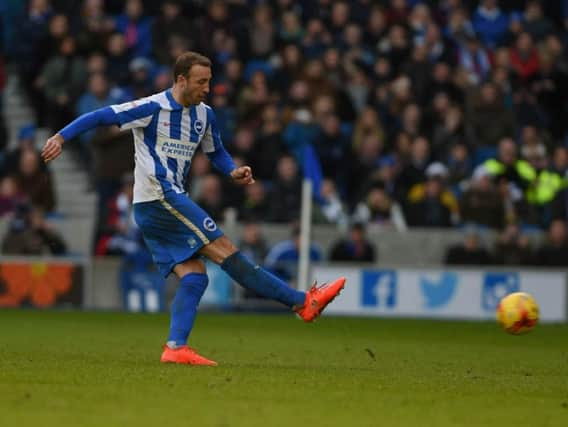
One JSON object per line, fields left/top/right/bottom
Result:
{"left": 41, "top": 51, "right": 345, "bottom": 366}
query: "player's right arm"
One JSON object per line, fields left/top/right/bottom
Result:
{"left": 41, "top": 100, "right": 158, "bottom": 163}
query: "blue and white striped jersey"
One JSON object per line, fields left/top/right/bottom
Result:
{"left": 109, "top": 89, "right": 224, "bottom": 203}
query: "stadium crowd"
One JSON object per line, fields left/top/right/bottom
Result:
{"left": 1, "top": 0, "right": 568, "bottom": 265}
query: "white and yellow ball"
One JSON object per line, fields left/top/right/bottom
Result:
{"left": 496, "top": 292, "right": 539, "bottom": 334}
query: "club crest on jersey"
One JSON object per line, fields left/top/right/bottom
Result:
{"left": 203, "top": 217, "right": 217, "bottom": 231}
{"left": 194, "top": 119, "right": 204, "bottom": 135}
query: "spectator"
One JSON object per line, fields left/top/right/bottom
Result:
{"left": 472, "top": 0, "right": 509, "bottom": 49}
{"left": 73, "top": 0, "right": 114, "bottom": 55}
{"left": 469, "top": 82, "right": 515, "bottom": 147}
{"left": 2, "top": 124, "right": 47, "bottom": 177}
{"left": 195, "top": 174, "right": 225, "bottom": 222}
{"left": 2, "top": 203, "right": 66, "bottom": 255}
{"left": 405, "top": 162, "right": 455, "bottom": 228}
{"left": 533, "top": 219, "right": 568, "bottom": 266}
{"left": 152, "top": 0, "right": 191, "bottom": 65}
{"left": 510, "top": 32, "right": 540, "bottom": 82}
{"left": 264, "top": 224, "right": 323, "bottom": 282}
{"left": 522, "top": 0, "right": 555, "bottom": 42}
{"left": 444, "top": 229, "right": 492, "bottom": 265}
{"left": 38, "top": 35, "right": 87, "bottom": 131}
{"left": 460, "top": 165, "right": 505, "bottom": 230}
{"left": 0, "top": 176, "right": 24, "bottom": 217}
{"left": 95, "top": 175, "right": 143, "bottom": 256}
{"left": 329, "top": 222, "right": 377, "bottom": 263}
{"left": 353, "top": 184, "right": 406, "bottom": 230}
{"left": 14, "top": 149, "right": 55, "bottom": 213}
{"left": 238, "top": 221, "right": 269, "bottom": 266}
{"left": 114, "top": 0, "right": 153, "bottom": 58}
{"left": 268, "top": 155, "right": 302, "bottom": 223}
{"left": 493, "top": 223, "right": 533, "bottom": 265}
{"left": 238, "top": 181, "right": 270, "bottom": 222}
{"left": 106, "top": 32, "right": 131, "bottom": 87}
{"left": 313, "top": 179, "right": 349, "bottom": 227}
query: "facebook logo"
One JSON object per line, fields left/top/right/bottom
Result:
{"left": 361, "top": 270, "right": 397, "bottom": 308}
{"left": 482, "top": 273, "right": 520, "bottom": 311}
{"left": 420, "top": 272, "right": 458, "bottom": 309}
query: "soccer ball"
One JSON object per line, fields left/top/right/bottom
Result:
{"left": 496, "top": 292, "right": 539, "bottom": 335}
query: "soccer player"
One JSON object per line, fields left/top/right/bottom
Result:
{"left": 41, "top": 52, "right": 345, "bottom": 366}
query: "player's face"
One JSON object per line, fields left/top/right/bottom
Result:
{"left": 182, "top": 65, "right": 211, "bottom": 105}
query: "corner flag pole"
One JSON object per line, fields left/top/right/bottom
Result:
{"left": 298, "top": 178, "right": 313, "bottom": 292}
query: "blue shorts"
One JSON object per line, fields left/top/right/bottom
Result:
{"left": 133, "top": 191, "right": 224, "bottom": 277}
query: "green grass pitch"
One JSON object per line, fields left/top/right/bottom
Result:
{"left": 0, "top": 310, "right": 567, "bottom": 427}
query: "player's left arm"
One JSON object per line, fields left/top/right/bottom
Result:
{"left": 202, "top": 107, "right": 255, "bottom": 185}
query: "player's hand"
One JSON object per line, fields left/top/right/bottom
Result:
{"left": 41, "top": 134, "right": 64, "bottom": 163}
{"left": 230, "top": 166, "right": 255, "bottom": 185}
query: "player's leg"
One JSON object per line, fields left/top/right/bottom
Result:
{"left": 133, "top": 199, "right": 217, "bottom": 365}
{"left": 198, "top": 236, "right": 305, "bottom": 308}
{"left": 160, "top": 258, "right": 217, "bottom": 366}
{"left": 199, "top": 236, "right": 346, "bottom": 321}
{"left": 166, "top": 259, "right": 208, "bottom": 348}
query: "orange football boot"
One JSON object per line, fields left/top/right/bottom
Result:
{"left": 295, "top": 277, "right": 346, "bottom": 322}
{"left": 160, "top": 345, "right": 218, "bottom": 366}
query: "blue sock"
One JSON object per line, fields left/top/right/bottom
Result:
{"left": 167, "top": 272, "right": 208, "bottom": 346}
{"left": 221, "top": 252, "right": 305, "bottom": 308}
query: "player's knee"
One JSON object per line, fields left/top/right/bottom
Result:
{"left": 200, "top": 236, "right": 238, "bottom": 264}
{"left": 174, "top": 258, "right": 207, "bottom": 277}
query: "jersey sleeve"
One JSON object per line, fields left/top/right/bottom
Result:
{"left": 58, "top": 99, "right": 158, "bottom": 141}
{"left": 201, "top": 106, "right": 223, "bottom": 153}
{"left": 109, "top": 99, "right": 159, "bottom": 130}
{"left": 201, "top": 107, "right": 236, "bottom": 175}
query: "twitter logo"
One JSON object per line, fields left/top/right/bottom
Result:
{"left": 420, "top": 272, "right": 458, "bottom": 309}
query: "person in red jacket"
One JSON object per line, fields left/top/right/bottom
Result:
{"left": 510, "top": 32, "right": 540, "bottom": 82}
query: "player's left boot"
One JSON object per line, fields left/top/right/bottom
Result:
{"left": 294, "top": 277, "right": 346, "bottom": 322}
{"left": 160, "top": 345, "right": 218, "bottom": 366}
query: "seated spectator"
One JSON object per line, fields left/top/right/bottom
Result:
{"left": 329, "top": 222, "right": 376, "bottom": 263}
{"left": 469, "top": 83, "right": 515, "bottom": 147}
{"left": 239, "top": 221, "right": 269, "bottom": 265}
{"left": 352, "top": 184, "right": 406, "bottom": 230}
{"left": 38, "top": 35, "right": 88, "bottom": 132}
{"left": 533, "top": 219, "right": 568, "bottom": 266}
{"left": 95, "top": 174, "right": 145, "bottom": 256}
{"left": 460, "top": 165, "right": 505, "bottom": 230}
{"left": 405, "top": 162, "right": 458, "bottom": 227}
{"left": 195, "top": 174, "right": 226, "bottom": 221}
{"left": 14, "top": 149, "right": 56, "bottom": 213}
{"left": 264, "top": 224, "right": 322, "bottom": 282}
{"left": 446, "top": 143, "right": 472, "bottom": 188}
{"left": 2, "top": 203, "right": 67, "bottom": 255}
{"left": 238, "top": 180, "right": 270, "bottom": 222}
{"left": 313, "top": 179, "right": 349, "bottom": 227}
{"left": 483, "top": 137, "right": 535, "bottom": 200}
{"left": 509, "top": 32, "right": 540, "bottom": 83}
{"left": 472, "top": 0, "right": 509, "bottom": 49}
{"left": 114, "top": 0, "right": 153, "bottom": 58}
{"left": 457, "top": 34, "right": 491, "bottom": 85}
{"left": 2, "top": 124, "right": 47, "bottom": 177}
{"left": 445, "top": 230, "right": 492, "bottom": 265}
{"left": 0, "top": 176, "right": 24, "bottom": 218}
{"left": 493, "top": 223, "right": 533, "bottom": 265}
{"left": 268, "top": 155, "right": 302, "bottom": 223}
{"left": 522, "top": 0, "right": 555, "bottom": 42}
{"left": 152, "top": 0, "right": 192, "bottom": 65}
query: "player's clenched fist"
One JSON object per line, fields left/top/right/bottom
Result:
{"left": 230, "top": 166, "right": 255, "bottom": 185}
{"left": 41, "top": 134, "right": 64, "bottom": 163}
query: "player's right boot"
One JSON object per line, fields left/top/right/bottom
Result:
{"left": 160, "top": 345, "right": 218, "bottom": 366}
{"left": 295, "top": 277, "right": 346, "bottom": 322}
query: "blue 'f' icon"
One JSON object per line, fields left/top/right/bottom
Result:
{"left": 361, "top": 270, "right": 397, "bottom": 308}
